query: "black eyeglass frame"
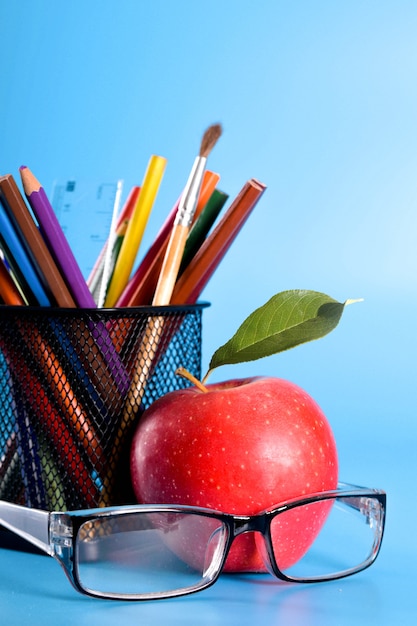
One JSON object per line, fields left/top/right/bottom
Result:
{"left": 0, "top": 482, "right": 386, "bottom": 601}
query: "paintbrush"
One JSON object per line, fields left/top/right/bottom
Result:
{"left": 152, "top": 123, "right": 222, "bottom": 305}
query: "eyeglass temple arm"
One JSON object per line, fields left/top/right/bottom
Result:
{"left": 0, "top": 500, "right": 51, "bottom": 555}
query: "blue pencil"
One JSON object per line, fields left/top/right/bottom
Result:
{"left": 48, "top": 317, "right": 109, "bottom": 415}
{"left": 0, "top": 350, "right": 15, "bottom": 451}
{"left": 0, "top": 199, "right": 50, "bottom": 306}
{"left": 15, "top": 403, "right": 47, "bottom": 509}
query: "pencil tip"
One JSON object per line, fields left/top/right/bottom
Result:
{"left": 18, "top": 165, "right": 40, "bottom": 193}
{"left": 200, "top": 123, "right": 222, "bottom": 159}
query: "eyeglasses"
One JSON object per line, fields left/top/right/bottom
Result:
{"left": 0, "top": 482, "right": 385, "bottom": 601}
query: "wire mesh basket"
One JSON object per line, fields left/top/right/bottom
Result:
{"left": 0, "top": 304, "right": 207, "bottom": 510}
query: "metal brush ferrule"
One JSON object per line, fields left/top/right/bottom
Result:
{"left": 175, "top": 156, "right": 206, "bottom": 227}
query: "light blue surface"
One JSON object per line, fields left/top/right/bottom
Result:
{"left": 1, "top": 1, "right": 416, "bottom": 623}
{"left": 0, "top": 537, "right": 409, "bottom": 626}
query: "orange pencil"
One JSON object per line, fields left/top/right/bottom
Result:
{"left": 0, "top": 258, "right": 25, "bottom": 305}
{"left": 0, "top": 337, "right": 100, "bottom": 507}
{"left": 171, "top": 178, "right": 266, "bottom": 304}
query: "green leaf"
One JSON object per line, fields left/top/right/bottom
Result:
{"left": 207, "top": 290, "right": 358, "bottom": 376}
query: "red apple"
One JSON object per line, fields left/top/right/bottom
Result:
{"left": 130, "top": 376, "right": 338, "bottom": 573}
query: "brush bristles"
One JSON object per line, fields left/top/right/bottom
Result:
{"left": 200, "top": 123, "right": 222, "bottom": 159}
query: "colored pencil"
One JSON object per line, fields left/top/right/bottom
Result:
{"left": 172, "top": 179, "right": 266, "bottom": 304}
{"left": 16, "top": 409, "right": 47, "bottom": 508}
{"left": 96, "top": 217, "right": 130, "bottom": 310}
{"left": 0, "top": 443, "right": 21, "bottom": 501}
{"left": 87, "top": 185, "right": 139, "bottom": 298}
{"left": 117, "top": 169, "right": 220, "bottom": 307}
{"left": 104, "top": 155, "right": 167, "bottom": 307}
{"left": 47, "top": 317, "right": 109, "bottom": 415}
{"left": 0, "top": 433, "right": 17, "bottom": 473}
{"left": 38, "top": 438, "right": 66, "bottom": 509}
{"left": 0, "top": 346, "right": 47, "bottom": 507}
{"left": 179, "top": 188, "right": 229, "bottom": 276}
{"left": 16, "top": 320, "right": 106, "bottom": 467}
{"left": 107, "top": 218, "right": 130, "bottom": 281}
{"left": 12, "top": 354, "right": 99, "bottom": 507}
{"left": 0, "top": 197, "right": 50, "bottom": 306}
{"left": 19, "top": 166, "right": 131, "bottom": 393}
{"left": 0, "top": 350, "right": 15, "bottom": 452}
{"left": 0, "top": 414, "right": 18, "bottom": 498}
{"left": 19, "top": 165, "right": 96, "bottom": 308}
{"left": 0, "top": 256, "right": 25, "bottom": 305}
{"left": 0, "top": 174, "right": 75, "bottom": 307}
{"left": 11, "top": 169, "right": 132, "bottom": 431}
{"left": 0, "top": 174, "right": 76, "bottom": 307}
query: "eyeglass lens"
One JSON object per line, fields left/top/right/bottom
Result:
{"left": 76, "top": 512, "right": 229, "bottom": 597}
{"left": 267, "top": 495, "right": 384, "bottom": 580}
{"left": 75, "top": 495, "right": 383, "bottom": 598}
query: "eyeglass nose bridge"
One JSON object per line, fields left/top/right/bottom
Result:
{"left": 228, "top": 513, "right": 277, "bottom": 576}
{"left": 231, "top": 513, "right": 269, "bottom": 537}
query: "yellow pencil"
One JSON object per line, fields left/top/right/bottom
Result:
{"left": 104, "top": 155, "right": 167, "bottom": 307}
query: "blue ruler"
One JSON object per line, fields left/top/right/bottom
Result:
{"left": 51, "top": 179, "right": 121, "bottom": 279}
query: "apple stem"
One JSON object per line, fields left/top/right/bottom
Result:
{"left": 175, "top": 367, "right": 209, "bottom": 393}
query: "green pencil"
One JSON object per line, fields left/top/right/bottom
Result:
{"left": 179, "top": 189, "right": 229, "bottom": 275}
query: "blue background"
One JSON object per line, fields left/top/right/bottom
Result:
{"left": 0, "top": 1, "right": 416, "bottom": 623}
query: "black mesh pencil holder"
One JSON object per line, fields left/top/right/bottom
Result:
{"left": 0, "top": 303, "right": 207, "bottom": 510}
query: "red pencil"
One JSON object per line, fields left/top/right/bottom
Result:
{"left": 0, "top": 337, "right": 100, "bottom": 507}
{"left": 16, "top": 321, "right": 106, "bottom": 468}
{"left": 117, "top": 170, "right": 220, "bottom": 307}
{"left": 20, "top": 364, "right": 99, "bottom": 506}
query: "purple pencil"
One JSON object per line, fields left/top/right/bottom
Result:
{"left": 19, "top": 165, "right": 130, "bottom": 395}
{"left": 19, "top": 165, "right": 96, "bottom": 308}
